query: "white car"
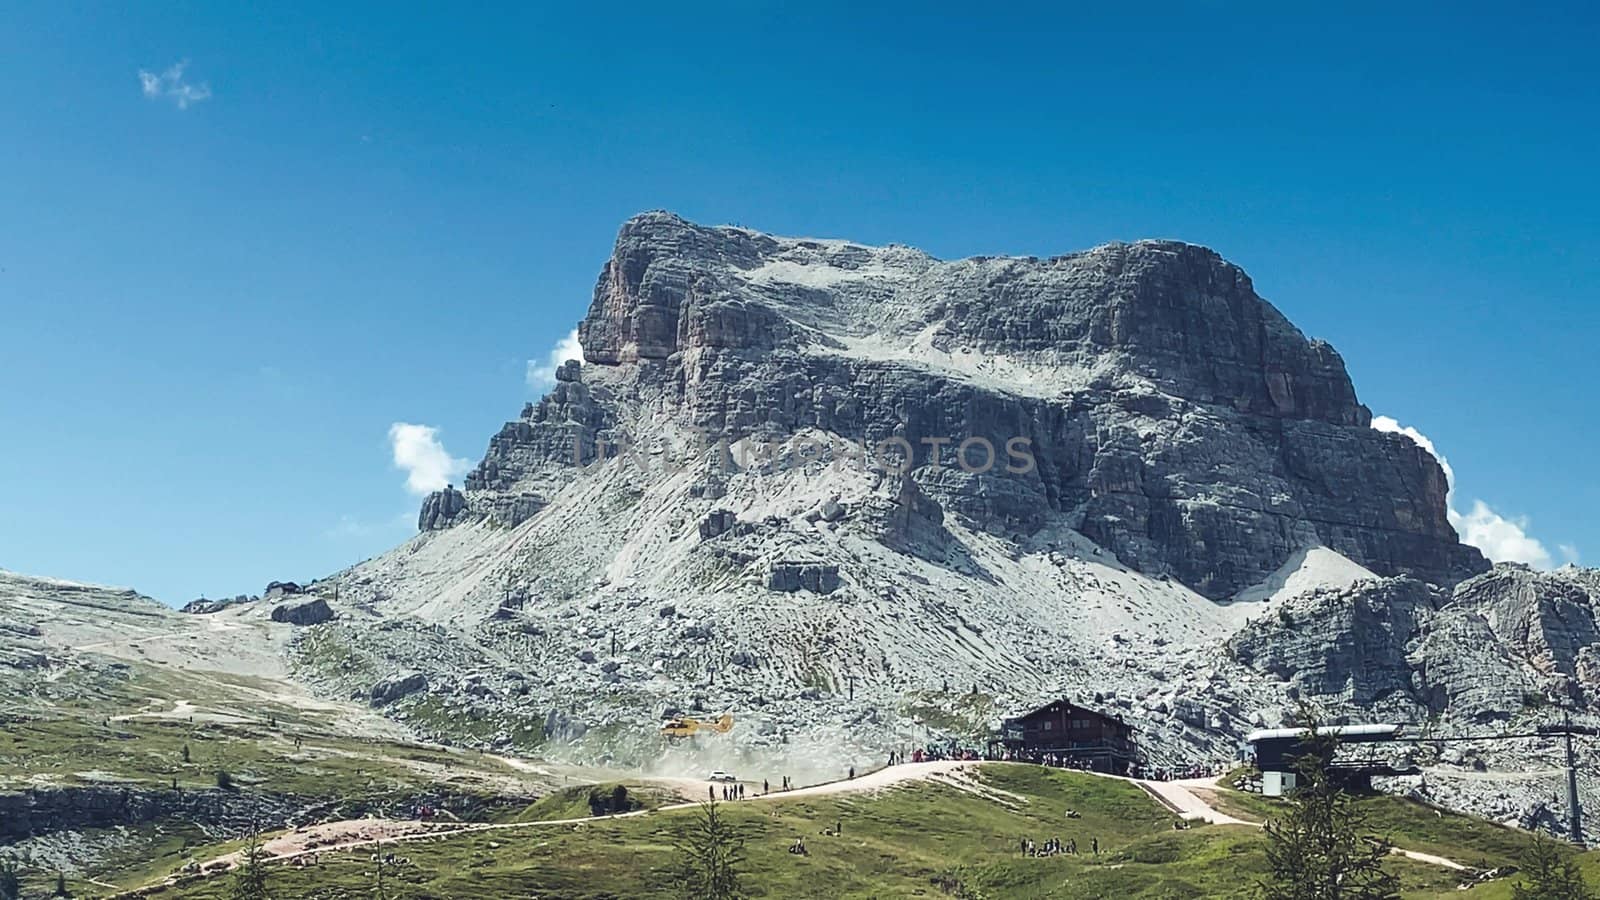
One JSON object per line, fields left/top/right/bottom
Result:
{"left": 708, "top": 770, "right": 737, "bottom": 783}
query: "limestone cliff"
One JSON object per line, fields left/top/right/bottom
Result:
{"left": 443, "top": 211, "right": 1485, "bottom": 599}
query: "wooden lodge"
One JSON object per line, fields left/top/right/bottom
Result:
{"left": 990, "top": 699, "right": 1139, "bottom": 774}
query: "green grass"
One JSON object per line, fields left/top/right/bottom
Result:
{"left": 8, "top": 672, "right": 1594, "bottom": 900}
{"left": 149, "top": 766, "right": 1208, "bottom": 899}
{"left": 1198, "top": 784, "right": 1545, "bottom": 871}
{"left": 1411, "top": 852, "right": 1600, "bottom": 899}
{"left": 0, "top": 705, "right": 534, "bottom": 798}
{"left": 509, "top": 781, "right": 676, "bottom": 823}
{"left": 0, "top": 660, "right": 542, "bottom": 798}
{"left": 122, "top": 763, "right": 1599, "bottom": 900}
{"left": 143, "top": 763, "right": 1568, "bottom": 900}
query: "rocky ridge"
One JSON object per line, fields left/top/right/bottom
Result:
{"left": 435, "top": 212, "right": 1486, "bottom": 599}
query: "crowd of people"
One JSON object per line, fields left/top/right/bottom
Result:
{"left": 902, "top": 745, "right": 985, "bottom": 763}
{"left": 987, "top": 749, "right": 1117, "bottom": 772}
{"left": 975, "top": 748, "right": 1231, "bottom": 782}
{"left": 1130, "top": 763, "right": 1228, "bottom": 782}
{"left": 711, "top": 774, "right": 805, "bottom": 802}
{"left": 1020, "top": 836, "right": 1098, "bottom": 857}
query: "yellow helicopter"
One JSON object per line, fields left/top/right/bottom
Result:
{"left": 660, "top": 713, "right": 735, "bottom": 740}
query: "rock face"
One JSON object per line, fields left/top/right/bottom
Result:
{"left": 1452, "top": 565, "right": 1600, "bottom": 686}
{"left": 0, "top": 786, "right": 301, "bottom": 841}
{"left": 1230, "top": 577, "right": 1439, "bottom": 710}
{"left": 436, "top": 211, "right": 1484, "bottom": 599}
{"left": 766, "top": 561, "right": 841, "bottom": 594}
{"left": 270, "top": 597, "right": 334, "bottom": 627}
{"left": 1228, "top": 564, "right": 1600, "bottom": 723}
{"left": 418, "top": 485, "right": 468, "bottom": 531}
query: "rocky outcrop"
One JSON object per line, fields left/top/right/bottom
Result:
{"left": 0, "top": 620, "right": 42, "bottom": 638}
{"left": 1227, "top": 563, "right": 1600, "bottom": 723}
{"left": 483, "top": 492, "right": 544, "bottom": 528}
{"left": 418, "top": 485, "right": 468, "bottom": 531}
{"left": 766, "top": 562, "right": 841, "bottom": 594}
{"left": 270, "top": 597, "right": 334, "bottom": 626}
{"left": 0, "top": 784, "right": 529, "bottom": 844}
{"left": 698, "top": 509, "right": 737, "bottom": 540}
{"left": 1229, "top": 578, "right": 1438, "bottom": 709}
{"left": 1452, "top": 565, "right": 1599, "bottom": 680}
{"left": 370, "top": 672, "right": 429, "bottom": 706}
{"left": 0, "top": 786, "right": 300, "bottom": 841}
{"left": 181, "top": 594, "right": 257, "bottom": 615}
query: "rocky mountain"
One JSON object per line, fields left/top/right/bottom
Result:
{"left": 439, "top": 212, "right": 1486, "bottom": 599}
{"left": 6, "top": 213, "right": 1596, "bottom": 839}
{"left": 281, "top": 213, "right": 1594, "bottom": 803}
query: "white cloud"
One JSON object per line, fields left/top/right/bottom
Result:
{"left": 526, "top": 328, "right": 583, "bottom": 389}
{"left": 138, "top": 61, "right": 211, "bottom": 109}
{"left": 388, "top": 423, "right": 469, "bottom": 496}
{"left": 1451, "top": 500, "right": 1553, "bottom": 569}
{"left": 1373, "top": 415, "right": 1565, "bottom": 568}
{"left": 1559, "top": 544, "right": 1581, "bottom": 566}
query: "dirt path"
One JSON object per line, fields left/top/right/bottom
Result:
{"left": 1391, "top": 847, "right": 1469, "bottom": 872}
{"left": 1136, "top": 777, "right": 1254, "bottom": 826}
{"left": 162, "top": 761, "right": 979, "bottom": 881}
{"left": 1140, "top": 777, "right": 1476, "bottom": 874}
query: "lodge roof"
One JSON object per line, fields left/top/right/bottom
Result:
{"left": 1006, "top": 698, "right": 1130, "bottom": 728}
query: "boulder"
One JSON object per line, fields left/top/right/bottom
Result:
{"left": 698, "top": 509, "right": 737, "bottom": 540}
{"left": 270, "top": 597, "right": 334, "bottom": 627}
{"left": 370, "top": 672, "right": 428, "bottom": 706}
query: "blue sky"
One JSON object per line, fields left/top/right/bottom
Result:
{"left": 1, "top": 3, "right": 1595, "bottom": 604}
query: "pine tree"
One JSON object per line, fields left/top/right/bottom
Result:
{"left": 0, "top": 859, "right": 20, "bottom": 900}
{"left": 671, "top": 797, "right": 746, "bottom": 900}
{"left": 373, "top": 835, "right": 389, "bottom": 900}
{"left": 229, "top": 830, "right": 271, "bottom": 900}
{"left": 1511, "top": 834, "right": 1597, "bottom": 900}
{"left": 54, "top": 870, "right": 70, "bottom": 897}
{"left": 1258, "top": 713, "right": 1400, "bottom": 900}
